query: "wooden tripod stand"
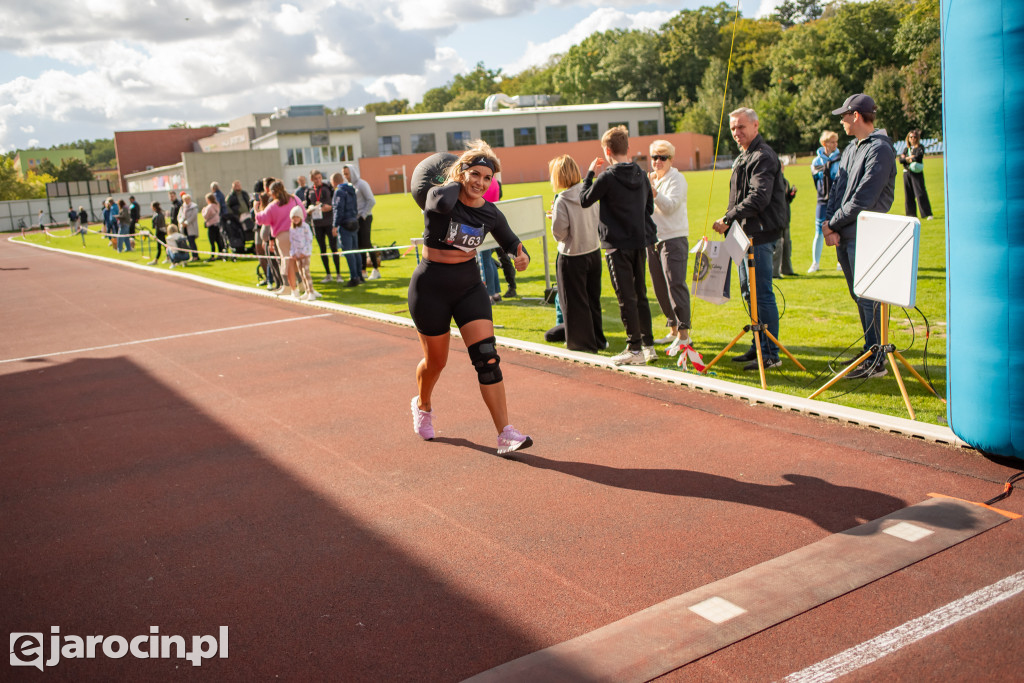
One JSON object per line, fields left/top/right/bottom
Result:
{"left": 808, "top": 302, "right": 945, "bottom": 420}
{"left": 703, "top": 249, "right": 806, "bottom": 389}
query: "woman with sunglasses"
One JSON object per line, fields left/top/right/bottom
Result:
{"left": 408, "top": 141, "right": 532, "bottom": 456}
{"left": 647, "top": 140, "right": 693, "bottom": 355}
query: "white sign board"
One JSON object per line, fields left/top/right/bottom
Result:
{"left": 853, "top": 211, "right": 920, "bottom": 307}
{"left": 480, "top": 195, "right": 547, "bottom": 248}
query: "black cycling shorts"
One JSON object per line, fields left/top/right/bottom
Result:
{"left": 408, "top": 258, "right": 492, "bottom": 336}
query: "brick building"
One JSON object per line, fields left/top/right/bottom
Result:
{"left": 113, "top": 127, "right": 218, "bottom": 191}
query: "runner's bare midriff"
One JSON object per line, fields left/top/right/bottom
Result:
{"left": 422, "top": 245, "right": 476, "bottom": 264}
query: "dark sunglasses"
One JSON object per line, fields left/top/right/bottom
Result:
{"left": 651, "top": 154, "right": 671, "bottom": 161}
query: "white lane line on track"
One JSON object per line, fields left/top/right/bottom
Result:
{"left": 781, "top": 569, "right": 1024, "bottom": 683}
{"left": 0, "top": 314, "right": 333, "bottom": 365}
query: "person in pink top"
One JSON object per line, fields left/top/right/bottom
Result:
{"left": 256, "top": 181, "right": 304, "bottom": 295}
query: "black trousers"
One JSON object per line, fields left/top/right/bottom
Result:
{"left": 903, "top": 170, "right": 933, "bottom": 218}
{"left": 207, "top": 224, "right": 226, "bottom": 255}
{"left": 556, "top": 250, "right": 606, "bottom": 352}
{"left": 606, "top": 248, "right": 654, "bottom": 350}
{"left": 357, "top": 215, "right": 380, "bottom": 269}
{"left": 314, "top": 223, "right": 341, "bottom": 276}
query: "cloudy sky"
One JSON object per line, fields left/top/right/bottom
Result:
{"left": 0, "top": 0, "right": 773, "bottom": 152}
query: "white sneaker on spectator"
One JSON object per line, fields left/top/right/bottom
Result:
{"left": 320, "top": 275, "right": 332, "bottom": 284}
{"left": 610, "top": 348, "right": 645, "bottom": 366}
{"left": 368, "top": 268, "right": 381, "bottom": 280}
{"left": 836, "top": 263, "right": 843, "bottom": 271}
{"left": 334, "top": 274, "right": 343, "bottom": 282}
{"left": 807, "top": 262, "right": 820, "bottom": 273}
{"left": 667, "top": 335, "right": 692, "bottom": 356}
{"left": 642, "top": 346, "right": 657, "bottom": 363}
{"left": 654, "top": 333, "right": 676, "bottom": 344}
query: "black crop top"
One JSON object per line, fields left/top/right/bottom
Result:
{"left": 422, "top": 183, "right": 522, "bottom": 254}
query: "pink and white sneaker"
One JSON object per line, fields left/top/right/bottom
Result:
{"left": 497, "top": 425, "right": 532, "bottom": 456}
{"left": 411, "top": 396, "right": 434, "bottom": 440}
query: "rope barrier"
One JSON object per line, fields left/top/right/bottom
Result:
{"left": 58, "top": 226, "right": 417, "bottom": 263}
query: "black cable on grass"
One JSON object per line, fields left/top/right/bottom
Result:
{"left": 914, "top": 305, "right": 942, "bottom": 396}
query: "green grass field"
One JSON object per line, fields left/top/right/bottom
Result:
{"left": 21, "top": 158, "right": 948, "bottom": 425}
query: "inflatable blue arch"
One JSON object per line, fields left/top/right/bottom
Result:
{"left": 942, "top": 0, "right": 1022, "bottom": 459}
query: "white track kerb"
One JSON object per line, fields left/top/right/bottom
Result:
{"left": 11, "top": 236, "right": 964, "bottom": 448}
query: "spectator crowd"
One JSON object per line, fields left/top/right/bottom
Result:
{"left": 45, "top": 90, "right": 927, "bottom": 381}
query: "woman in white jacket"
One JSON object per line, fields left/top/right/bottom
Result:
{"left": 647, "top": 140, "right": 692, "bottom": 355}
{"left": 548, "top": 155, "right": 606, "bottom": 352}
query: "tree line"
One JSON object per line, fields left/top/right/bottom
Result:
{"left": 2, "top": 139, "right": 115, "bottom": 201}
{"left": 366, "top": 0, "right": 940, "bottom": 155}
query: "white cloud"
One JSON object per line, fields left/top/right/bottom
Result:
{"left": 0, "top": 0, "right": 696, "bottom": 150}
{"left": 502, "top": 7, "right": 677, "bottom": 74}
{"left": 755, "top": 0, "right": 782, "bottom": 18}
{"left": 365, "top": 47, "right": 468, "bottom": 104}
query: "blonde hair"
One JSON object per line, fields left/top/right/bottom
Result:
{"left": 820, "top": 130, "right": 839, "bottom": 145}
{"left": 601, "top": 125, "right": 629, "bottom": 156}
{"left": 548, "top": 155, "right": 582, "bottom": 193}
{"left": 650, "top": 140, "right": 675, "bottom": 158}
{"left": 906, "top": 130, "right": 920, "bottom": 146}
{"left": 445, "top": 141, "right": 501, "bottom": 184}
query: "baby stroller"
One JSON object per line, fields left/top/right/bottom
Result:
{"left": 220, "top": 213, "right": 250, "bottom": 255}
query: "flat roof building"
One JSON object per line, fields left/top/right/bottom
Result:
{"left": 121, "top": 100, "right": 714, "bottom": 197}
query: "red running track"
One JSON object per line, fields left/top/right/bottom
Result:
{"left": 2, "top": 238, "right": 1022, "bottom": 681}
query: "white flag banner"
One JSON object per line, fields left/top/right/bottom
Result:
{"left": 724, "top": 220, "right": 750, "bottom": 263}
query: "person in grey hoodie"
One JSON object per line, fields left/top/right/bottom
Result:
{"left": 344, "top": 165, "right": 380, "bottom": 280}
{"left": 821, "top": 93, "right": 896, "bottom": 380}
{"left": 549, "top": 154, "right": 606, "bottom": 353}
{"left": 579, "top": 125, "right": 657, "bottom": 366}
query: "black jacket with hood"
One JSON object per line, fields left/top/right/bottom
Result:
{"left": 579, "top": 162, "right": 656, "bottom": 250}
{"left": 723, "top": 133, "right": 787, "bottom": 246}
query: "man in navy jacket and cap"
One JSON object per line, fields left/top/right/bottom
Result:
{"left": 822, "top": 93, "right": 897, "bottom": 380}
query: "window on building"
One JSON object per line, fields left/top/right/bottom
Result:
{"left": 545, "top": 125, "right": 568, "bottom": 144}
{"left": 345, "top": 145, "right": 354, "bottom": 161}
{"left": 311, "top": 147, "right": 322, "bottom": 164}
{"left": 446, "top": 131, "right": 472, "bottom": 150}
{"left": 513, "top": 127, "right": 537, "bottom": 146}
{"left": 480, "top": 129, "right": 505, "bottom": 148}
{"left": 378, "top": 136, "right": 402, "bottom": 156}
{"left": 411, "top": 133, "right": 437, "bottom": 154}
{"left": 577, "top": 123, "right": 599, "bottom": 141}
{"left": 322, "top": 146, "right": 337, "bottom": 163}
{"left": 609, "top": 122, "right": 629, "bottom": 133}
{"left": 638, "top": 120, "right": 659, "bottom": 136}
